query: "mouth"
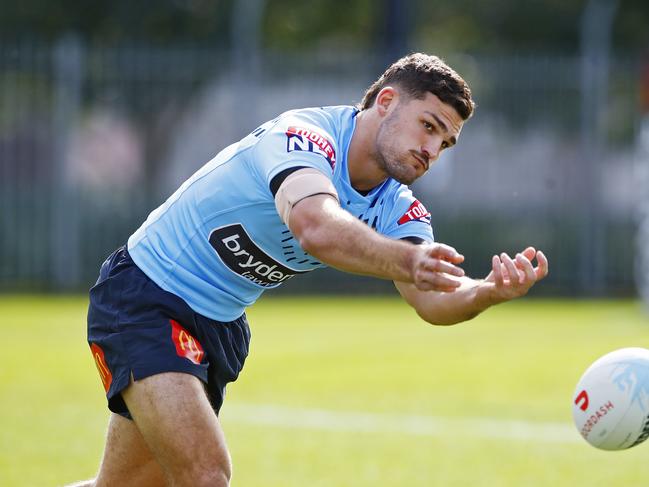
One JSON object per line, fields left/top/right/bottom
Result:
{"left": 412, "top": 153, "right": 429, "bottom": 171}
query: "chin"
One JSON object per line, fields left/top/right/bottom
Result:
{"left": 391, "top": 173, "right": 417, "bottom": 185}
{"left": 382, "top": 157, "right": 418, "bottom": 185}
{"left": 394, "top": 166, "right": 419, "bottom": 185}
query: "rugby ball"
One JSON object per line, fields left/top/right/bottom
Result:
{"left": 572, "top": 347, "right": 649, "bottom": 450}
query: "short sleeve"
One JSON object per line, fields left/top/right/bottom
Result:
{"left": 379, "top": 187, "right": 434, "bottom": 244}
{"left": 250, "top": 113, "right": 338, "bottom": 189}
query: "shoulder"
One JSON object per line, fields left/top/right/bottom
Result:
{"left": 376, "top": 182, "right": 433, "bottom": 240}
{"left": 389, "top": 184, "right": 431, "bottom": 226}
{"left": 281, "top": 105, "right": 355, "bottom": 128}
{"left": 257, "top": 106, "right": 355, "bottom": 173}
{"left": 245, "top": 106, "right": 354, "bottom": 183}
{"left": 270, "top": 106, "right": 356, "bottom": 143}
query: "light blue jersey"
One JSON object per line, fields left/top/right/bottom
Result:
{"left": 127, "top": 106, "right": 434, "bottom": 321}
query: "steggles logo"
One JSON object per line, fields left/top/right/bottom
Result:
{"left": 90, "top": 343, "right": 113, "bottom": 393}
{"left": 170, "top": 320, "right": 204, "bottom": 365}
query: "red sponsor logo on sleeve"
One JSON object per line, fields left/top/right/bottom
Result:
{"left": 170, "top": 319, "right": 205, "bottom": 365}
{"left": 286, "top": 126, "right": 336, "bottom": 169}
{"left": 90, "top": 343, "right": 113, "bottom": 393}
{"left": 397, "top": 200, "right": 431, "bottom": 225}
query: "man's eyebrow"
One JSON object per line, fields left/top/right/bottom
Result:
{"left": 425, "top": 111, "right": 457, "bottom": 146}
{"left": 424, "top": 111, "right": 448, "bottom": 132}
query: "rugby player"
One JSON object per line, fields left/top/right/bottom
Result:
{"left": 69, "top": 53, "right": 548, "bottom": 487}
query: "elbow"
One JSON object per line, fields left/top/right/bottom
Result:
{"left": 288, "top": 198, "right": 339, "bottom": 260}
{"left": 295, "top": 224, "right": 332, "bottom": 260}
{"left": 420, "top": 314, "right": 459, "bottom": 327}
{"left": 416, "top": 308, "right": 478, "bottom": 327}
{"left": 288, "top": 194, "right": 354, "bottom": 262}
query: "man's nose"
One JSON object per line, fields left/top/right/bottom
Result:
{"left": 421, "top": 139, "right": 441, "bottom": 161}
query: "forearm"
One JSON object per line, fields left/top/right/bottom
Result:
{"left": 396, "top": 247, "right": 548, "bottom": 326}
{"left": 290, "top": 196, "right": 416, "bottom": 282}
{"left": 396, "top": 277, "right": 499, "bottom": 326}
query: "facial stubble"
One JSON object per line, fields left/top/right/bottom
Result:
{"left": 375, "top": 108, "right": 419, "bottom": 186}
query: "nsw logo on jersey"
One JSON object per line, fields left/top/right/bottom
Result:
{"left": 286, "top": 126, "right": 336, "bottom": 169}
{"left": 397, "top": 200, "right": 431, "bottom": 225}
{"left": 209, "top": 224, "right": 308, "bottom": 288}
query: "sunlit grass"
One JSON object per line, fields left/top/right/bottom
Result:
{"left": 1, "top": 295, "right": 648, "bottom": 486}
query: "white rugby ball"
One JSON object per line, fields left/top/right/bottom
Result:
{"left": 572, "top": 347, "right": 649, "bottom": 450}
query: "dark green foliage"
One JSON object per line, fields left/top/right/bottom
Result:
{"left": 2, "top": 0, "right": 648, "bottom": 52}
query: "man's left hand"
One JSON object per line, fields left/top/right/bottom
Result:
{"left": 483, "top": 247, "right": 549, "bottom": 303}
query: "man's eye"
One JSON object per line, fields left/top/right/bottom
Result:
{"left": 441, "top": 141, "right": 449, "bottom": 149}
{"left": 423, "top": 121, "right": 433, "bottom": 131}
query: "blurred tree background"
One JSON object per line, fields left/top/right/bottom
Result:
{"left": 2, "top": 0, "right": 649, "bottom": 297}
{"left": 3, "top": 0, "right": 648, "bottom": 53}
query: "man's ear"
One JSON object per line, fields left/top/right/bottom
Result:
{"left": 375, "top": 86, "right": 398, "bottom": 117}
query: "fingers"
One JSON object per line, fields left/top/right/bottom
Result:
{"left": 515, "top": 248, "right": 549, "bottom": 281}
{"left": 492, "top": 255, "right": 504, "bottom": 287}
{"left": 414, "top": 245, "right": 548, "bottom": 294}
{"left": 427, "top": 258, "right": 464, "bottom": 278}
{"left": 418, "top": 245, "right": 465, "bottom": 277}
{"left": 414, "top": 258, "right": 464, "bottom": 291}
{"left": 521, "top": 246, "right": 536, "bottom": 261}
{"left": 489, "top": 248, "right": 548, "bottom": 298}
{"left": 500, "top": 252, "right": 523, "bottom": 284}
{"left": 413, "top": 244, "right": 465, "bottom": 292}
{"left": 428, "top": 243, "right": 465, "bottom": 264}
{"left": 535, "top": 250, "right": 549, "bottom": 279}
{"left": 509, "top": 247, "right": 549, "bottom": 281}
{"left": 515, "top": 253, "right": 536, "bottom": 282}
{"left": 413, "top": 269, "right": 462, "bottom": 292}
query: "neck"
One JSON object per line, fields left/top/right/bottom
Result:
{"left": 347, "top": 110, "right": 389, "bottom": 192}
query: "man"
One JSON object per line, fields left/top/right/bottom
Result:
{"left": 72, "top": 53, "right": 548, "bottom": 487}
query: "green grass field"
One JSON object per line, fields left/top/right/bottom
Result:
{"left": 1, "top": 295, "right": 649, "bottom": 486}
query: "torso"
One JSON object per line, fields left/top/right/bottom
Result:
{"left": 127, "top": 106, "right": 434, "bottom": 321}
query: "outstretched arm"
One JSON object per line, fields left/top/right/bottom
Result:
{"left": 288, "top": 194, "right": 466, "bottom": 292}
{"left": 395, "top": 247, "right": 549, "bottom": 325}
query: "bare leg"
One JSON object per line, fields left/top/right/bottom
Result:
{"left": 64, "top": 412, "right": 165, "bottom": 487}
{"left": 121, "top": 372, "right": 232, "bottom": 487}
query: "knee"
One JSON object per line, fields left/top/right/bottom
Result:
{"left": 185, "top": 469, "right": 231, "bottom": 487}
{"left": 207, "top": 456, "right": 232, "bottom": 487}
{"left": 180, "top": 455, "right": 232, "bottom": 487}
{"left": 197, "top": 469, "right": 231, "bottom": 487}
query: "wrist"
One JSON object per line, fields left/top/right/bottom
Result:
{"left": 402, "top": 243, "right": 418, "bottom": 283}
{"left": 474, "top": 279, "right": 503, "bottom": 310}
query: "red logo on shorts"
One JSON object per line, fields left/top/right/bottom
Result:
{"left": 397, "top": 200, "right": 431, "bottom": 225}
{"left": 90, "top": 343, "right": 113, "bottom": 393}
{"left": 170, "top": 320, "right": 205, "bottom": 365}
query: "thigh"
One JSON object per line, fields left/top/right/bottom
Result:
{"left": 121, "top": 371, "right": 232, "bottom": 485}
{"left": 95, "top": 413, "right": 165, "bottom": 487}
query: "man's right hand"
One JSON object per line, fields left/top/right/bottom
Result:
{"left": 411, "top": 243, "right": 465, "bottom": 292}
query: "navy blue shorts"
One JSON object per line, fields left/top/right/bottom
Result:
{"left": 87, "top": 246, "right": 251, "bottom": 419}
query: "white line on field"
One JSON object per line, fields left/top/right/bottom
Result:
{"left": 223, "top": 403, "right": 580, "bottom": 443}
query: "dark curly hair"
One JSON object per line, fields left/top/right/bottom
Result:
{"left": 360, "top": 53, "right": 475, "bottom": 120}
